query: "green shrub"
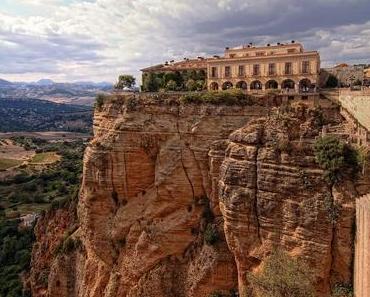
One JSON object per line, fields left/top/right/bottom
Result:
{"left": 186, "top": 79, "right": 197, "bottom": 91}
{"left": 165, "top": 80, "right": 177, "bottom": 91}
{"left": 332, "top": 283, "right": 353, "bottom": 297}
{"left": 325, "top": 74, "right": 339, "bottom": 88}
{"left": 56, "top": 237, "right": 82, "bottom": 255}
{"left": 204, "top": 224, "right": 219, "bottom": 245}
{"left": 314, "top": 136, "right": 360, "bottom": 184}
{"left": 209, "top": 292, "right": 223, "bottom": 297}
{"left": 247, "top": 249, "right": 315, "bottom": 297}
{"left": 181, "top": 89, "right": 251, "bottom": 105}
{"left": 95, "top": 94, "right": 106, "bottom": 109}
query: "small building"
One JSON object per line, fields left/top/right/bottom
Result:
{"left": 141, "top": 59, "right": 208, "bottom": 92}
{"left": 325, "top": 64, "right": 365, "bottom": 87}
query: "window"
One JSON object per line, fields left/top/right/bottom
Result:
{"left": 256, "top": 52, "right": 265, "bottom": 56}
{"left": 225, "top": 66, "right": 231, "bottom": 77}
{"left": 268, "top": 63, "right": 276, "bottom": 75}
{"left": 285, "top": 62, "right": 292, "bottom": 75}
{"left": 229, "top": 54, "right": 236, "bottom": 58}
{"left": 238, "top": 65, "right": 245, "bottom": 76}
{"left": 211, "top": 67, "right": 217, "bottom": 78}
{"left": 287, "top": 49, "right": 296, "bottom": 53}
{"left": 302, "top": 61, "right": 310, "bottom": 74}
{"left": 253, "top": 64, "right": 260, "bottom": 76}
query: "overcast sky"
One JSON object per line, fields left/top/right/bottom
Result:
{"left": 1, "top": 0, "right": 370, "bottom": 83}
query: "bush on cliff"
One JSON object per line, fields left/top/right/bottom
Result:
{"left": 181, "top": 89, "right": 251, "bottom": 105}
{"left": 332, "top": 283, "right": 353, "bottom": 297}
{"left": 95, "top": 93, "right": 107, "bottom": 109}
{"left": 204, "top": 224, "right": 219, "bottom": 245}
{"left": 314, "top": 136, "right": 360, "bottom": 184}
{"left": 247, "top": 249, "right": 315, "bottom": 297}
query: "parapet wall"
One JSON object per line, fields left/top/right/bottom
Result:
{"left": 322, "top": 89, "right": 370, "bottom": 146}
{"left": 339, "top": 90, "right": 370, "bottom": 131}
{"left": 355, "top": 194, "right": 370, "bottom": 297}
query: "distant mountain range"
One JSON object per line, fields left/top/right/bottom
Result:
{"left": 0, "top": 79, "right": 13, "bottom": 86}
{"left": 0, "top": 78, "right": 113, "bottom": 106}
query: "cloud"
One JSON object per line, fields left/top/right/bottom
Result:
{"left": 0, "top": 0, "right": 370, "bottom": 82}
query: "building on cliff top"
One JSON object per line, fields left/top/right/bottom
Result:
{"left": 141, "top": 41, "right": 320, "bottom": 95}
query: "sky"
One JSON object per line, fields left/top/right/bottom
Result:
{"left": 0, "top": 0, "right": 370, "bottom": 83}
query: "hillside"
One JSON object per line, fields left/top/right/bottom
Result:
{"left": 0, "top": 137, "right": 86, "bottom": 297}
{"left": 0, "top": 79, "right": 112, "bottom": 106}
{"left": 0, "top": 98, "right": 93, "bottom": 133}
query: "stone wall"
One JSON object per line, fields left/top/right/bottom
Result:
{"left": 355, "top": 194, "right": 370, "bottom": 297}
{"left": 321, "top": 89, "right": 370, "bottom": 146}
{"left": 339, "top": 90, "right": 370, "bottom": 146}
{"left": 339, "top": 90, "right": 370, "bottom": 130}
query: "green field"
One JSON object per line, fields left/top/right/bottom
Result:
{"left": 30, "top": 152, "right": 60, "bottom": 164}
{"left": 0, "top": 158, "right": 22, "bottom": 170}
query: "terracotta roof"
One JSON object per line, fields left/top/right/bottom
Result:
{"left": 141, "top": 59, "right": 208, "bottom": 72}
{"left": 334, "top": 63, "right": 349, "bottom": 68}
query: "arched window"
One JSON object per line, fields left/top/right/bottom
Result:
{"left": 266, "top": 80, "right": 278, "bottom": 89}
{"left": 250, "top": 80, "right": 262, "bottom": 90}
{"left": 281, "top": 79, "right": 295, "bottom": 90}
{"left": 236, "top": 81, "right": 248, "bottom": 90}
{"left": 210, "top": 82, "right": 219, "bottom": 91}
{"left": 222, "top": 81, "right": 233, "bottom": 90}
{"left": 299, "top": 79, "right": 312, "bottom": 92}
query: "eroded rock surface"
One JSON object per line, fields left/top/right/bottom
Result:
{"left": 218, "top": 109, "right": 361, "bottom": 296}
{"left": 30, "top": 95, "right": 368, "bottom": 297}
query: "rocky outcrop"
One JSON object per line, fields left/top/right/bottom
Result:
{"left": 30, "top": 94, "right": 367, "bottom": 297}
{"left": 30, "top": 202, "right": 78, "bottom": 296}
{"left": 217, "top": 109, "right": 362, "bottom": 296}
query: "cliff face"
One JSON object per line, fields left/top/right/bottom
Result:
{"left": 30, "top": 95, "right": 366, "bottom": 297}
{"left": 217, "top": 111, "right": 358, "bottom": 296}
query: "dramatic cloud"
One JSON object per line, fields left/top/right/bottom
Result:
{"left": 0, "top": 0, "right": 370, "bottom": 82}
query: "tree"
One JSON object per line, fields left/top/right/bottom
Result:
{"left": 143, "top": 73, "right": 159, "bottom": 92}
{"left": 325, "top": 74, "right": 339, "bottom": 88}
{"left": 115, "top": 74, "right": 136, "bottom": 89}
{"left": 196, "top": 80, "right": 205, "bottom": 91}
{"left": 247, "top": 249, "right": 315, "bottom": 297}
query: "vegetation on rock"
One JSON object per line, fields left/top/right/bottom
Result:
{"left": 247, "top": 249, "right": 315, "bottom": 297}
{"left": 204, "top": 223, "right": 219, "bottom": 245}
{"left": 181, "top": 89, "right": 252, "bottom": 105}
{"left": 95, "top": 93, "right": 107, "bottom": 110}
{"left": 314, "top": 135, "right": 360, "bottom": 184}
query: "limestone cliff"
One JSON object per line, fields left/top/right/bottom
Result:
{"left": 30, "top": 94, "right": 367, "bottom": 297}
